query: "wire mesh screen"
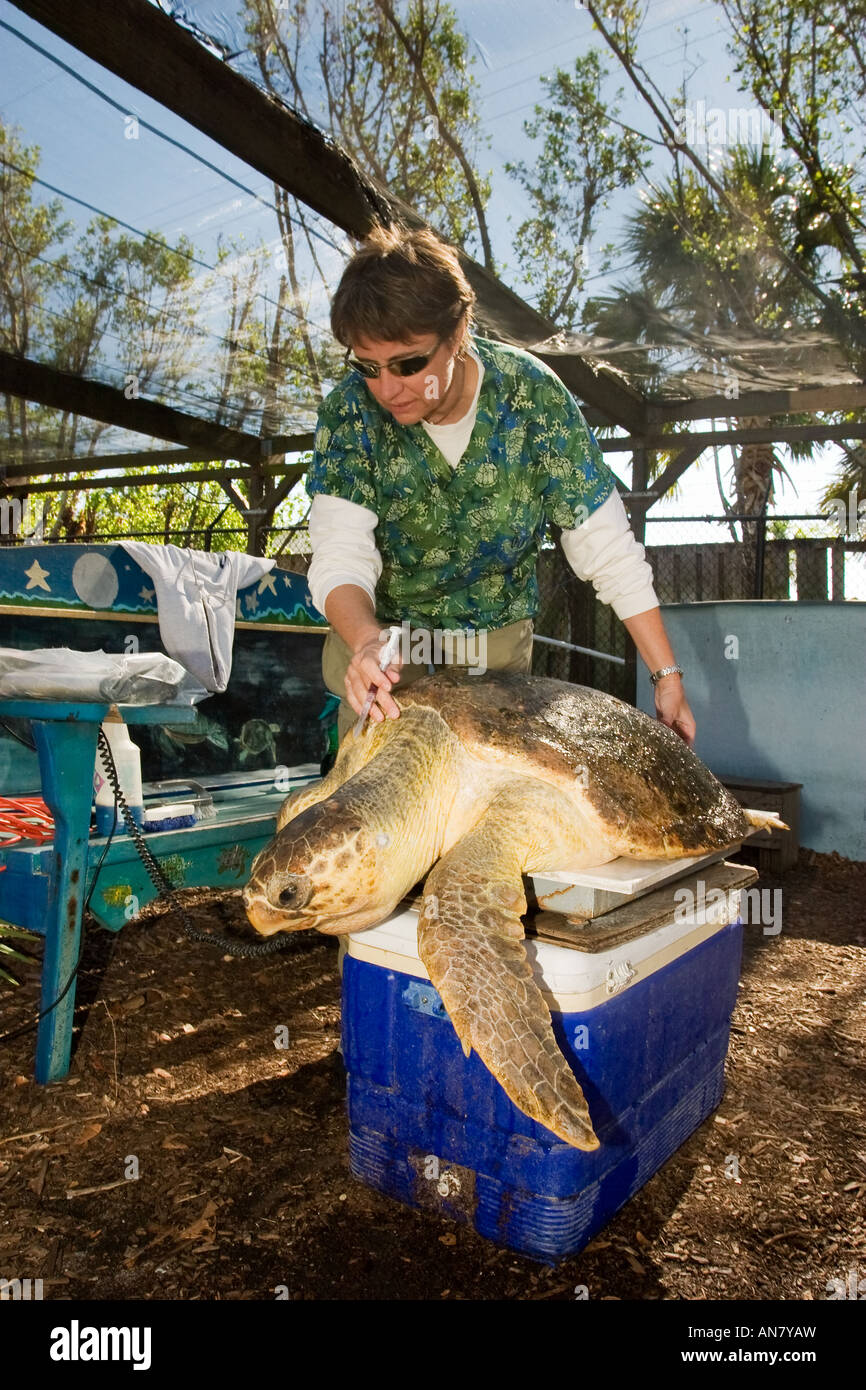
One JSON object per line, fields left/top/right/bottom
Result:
{"left": 534, "top": 542, "right": 631, "bottom": 702}
{"left": 0, "top": 514, "right": 859, "bottom": 704}
{"left": 644, "top": 515, "right": 865, "bottom": 603}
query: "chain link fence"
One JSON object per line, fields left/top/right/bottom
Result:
{"left": 0, "top": 522, "right": 315, "bottom": 568}
{"left": 3, "top": 512, "right": 860, "bottom": 702}
{"left": 534, "top": 540, "right": 631, "bottom": 701}
{"left": 533, "top": 512, "right": 864, "bottom": 705}
{"left": 643, "top": 513, "right": 866, "bottom": 603}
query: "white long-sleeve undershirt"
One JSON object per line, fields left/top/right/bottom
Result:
{"left": 307, "top": 351, "right": 659, "bottom": 624}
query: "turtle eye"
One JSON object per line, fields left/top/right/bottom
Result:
{"left": 274, "top": 874, "right": 312, "bottom": 910}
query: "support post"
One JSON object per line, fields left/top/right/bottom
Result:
{"left": 623, "top": 445, "right": 649, "bottom": 706}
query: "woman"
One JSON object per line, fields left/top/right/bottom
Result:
{"left": 307, "top": 223, "right": 695, "bottom": 745}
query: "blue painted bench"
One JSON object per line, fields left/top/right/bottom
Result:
{"left": 0, "top": 544, "right": 328, "bottom": 1082}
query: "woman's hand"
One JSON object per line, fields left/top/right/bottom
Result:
{"left": 344, "top": 627, "right": 403, "bottom": 722}
{"left": 654, "top": 674, "right": 696, "bottom": 747}
{"left": 621, "top": 610, "right": 696, "bottom": 747}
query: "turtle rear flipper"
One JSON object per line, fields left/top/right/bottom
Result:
{"left": 417, "top": 782, "right": 600, "bottom": 1152}
{"left": 745, "top": 808, "right": 789, "bottom": 833}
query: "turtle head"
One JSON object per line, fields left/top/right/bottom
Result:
{"left": 242, "top": 797, "right": 402, "bottom": 936}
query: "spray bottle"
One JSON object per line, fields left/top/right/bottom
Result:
{"left": 93, "top": 706, "right": 144, "bottom": 836}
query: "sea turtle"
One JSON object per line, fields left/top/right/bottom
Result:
{"left": 243, "top": 671, "right": 783, "bottom": 1150}
{"left": 234, "top": 718, "right": 281, "bottom": 766}
{"left": 154, "top": 713, "right": 229, "bottom": 755}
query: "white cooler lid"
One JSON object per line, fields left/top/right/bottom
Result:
{"left": 346, "top": 890, "right": 742, "bottom": 1013}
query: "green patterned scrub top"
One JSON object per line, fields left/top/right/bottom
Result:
{"left": 306, "top": 335, "right": 616, "bottom": 630}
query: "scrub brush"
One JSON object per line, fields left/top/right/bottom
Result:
{"left": 147, "top": 777, "right": 216, "bottom": 820}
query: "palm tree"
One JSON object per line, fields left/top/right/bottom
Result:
{"left": 582, "top": 144, "right": 844, "bottom": 594}
{"left": 822, "top": 442, "right": 866, "bottom": 534}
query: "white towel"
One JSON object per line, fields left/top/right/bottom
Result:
{"left": 120, "top": 542, "right": 276, "bottom": 693}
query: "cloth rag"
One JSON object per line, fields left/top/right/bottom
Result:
{"left": 120, "top": 542, "right": 276, "bottom": 693}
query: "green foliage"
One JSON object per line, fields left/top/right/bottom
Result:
{"left": 0, "top": 125, "right": 71, "bottom": 356}
{"left": 0, "top": 115, "right": 317, "bottom": 550}
{"left": 506, "top": 50, "right": 651, "bottom": 327}
{"left": 32, "top": 463, "right": 314, "bottom": 552}
{"left": 0, "top": 922, "right": 39, "bottom": 988}
{"left": 583, "top": 0, "right": 866, "bottom": 362}
{"left": 1, "top": 5, "right": 497, "bottom": 551}
{"left": 331, "top": 0, "right": 488, "bottom": 237}
{"left": 596, "top": 144, "right": 825, "bottom": 339}
{"left": 582, "top": 143, "right": 827, "bottom": 407}
{"left": 820, "top": 441, "right": 866, "bottom": 526}
{"left": 109, "top": 228, "right": 198, "bottom": 396}
{"left": 582, "top": 145, "right": 829, "bottom": 504}
{"left": 720, "top": 0, "right": 866, "bottom": 355}
{"left": 1, "top": 124, "right": 73, "bottom": 458}
{"left": 245, "top": 0, "right": 492, "bottom": 260}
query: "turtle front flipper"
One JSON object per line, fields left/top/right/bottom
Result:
{"left": 276, "top": 718, "right": 388, "bottom": 831}
{"left": 417, "top": 781, "right": 600, "bottom": 1152}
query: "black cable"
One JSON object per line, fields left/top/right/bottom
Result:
{"left": 0, "top": 719, "right": 37, "bottom": 751}
{"left": 92, "top": 729, "right": 294, "bottom": 958}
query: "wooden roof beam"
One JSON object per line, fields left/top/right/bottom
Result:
{"left": 634, "top": 441, "right": 706, "bottom": 508}
{"left": 0, "top": 351, "right": 297, "bottom": 465}
{"left": 15, "top": 467, "right": 268, "bottom": 494}
{"left": 601, "top": 423, "right": 866, "bottom": 451}
{"left": 10, "top": 463, "right": 309, "bottom": 494}
{"left": 647, "top": 382, "right": 866, "bottom": 425}
{"left": 2, "top": 447, "right": 210, "bottom": 477}
{"left": 1, "top": 438, "right": 316, "bottom": 481}
{"left": 8, "top": 0, "right": 388, "bottom": 235}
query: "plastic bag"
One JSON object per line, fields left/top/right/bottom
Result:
{"left": 0, "top": 647, "right": 209, "bottom": 705}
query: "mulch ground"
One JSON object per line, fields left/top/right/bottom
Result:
{"left": 0, "top": 848, "right": 863, "bottom": 1302}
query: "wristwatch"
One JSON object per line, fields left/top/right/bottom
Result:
{"left": 649, "top": 664, "right": 684, "bottom": 686}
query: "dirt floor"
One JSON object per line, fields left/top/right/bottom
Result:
{"left": 0, "top": 847, "right": 864, "bottom": 1302}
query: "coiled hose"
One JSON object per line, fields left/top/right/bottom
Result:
{"left": 96, "top": 728, "right": 294, "bottom": 958}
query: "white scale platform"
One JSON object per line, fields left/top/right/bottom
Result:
{"left": 529, "top": 810, "right": 769, "bottom": 919}
{"left": 529, "top": 846, "right": 734, "bottom": 919}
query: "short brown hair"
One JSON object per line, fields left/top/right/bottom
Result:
{"left": 331, "top": 223, "right": 476, "bottom": 355}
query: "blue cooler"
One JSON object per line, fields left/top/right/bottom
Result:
{"left": 342, "top": 876, "right": 746, "bottom": 1263}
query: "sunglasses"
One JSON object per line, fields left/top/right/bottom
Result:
{"left": 344, "top": 341, "right": 440, "bottom": 380}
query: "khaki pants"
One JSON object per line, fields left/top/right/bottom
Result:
{"left": 323, "top": 618, "right": 534, "bottom": 742}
